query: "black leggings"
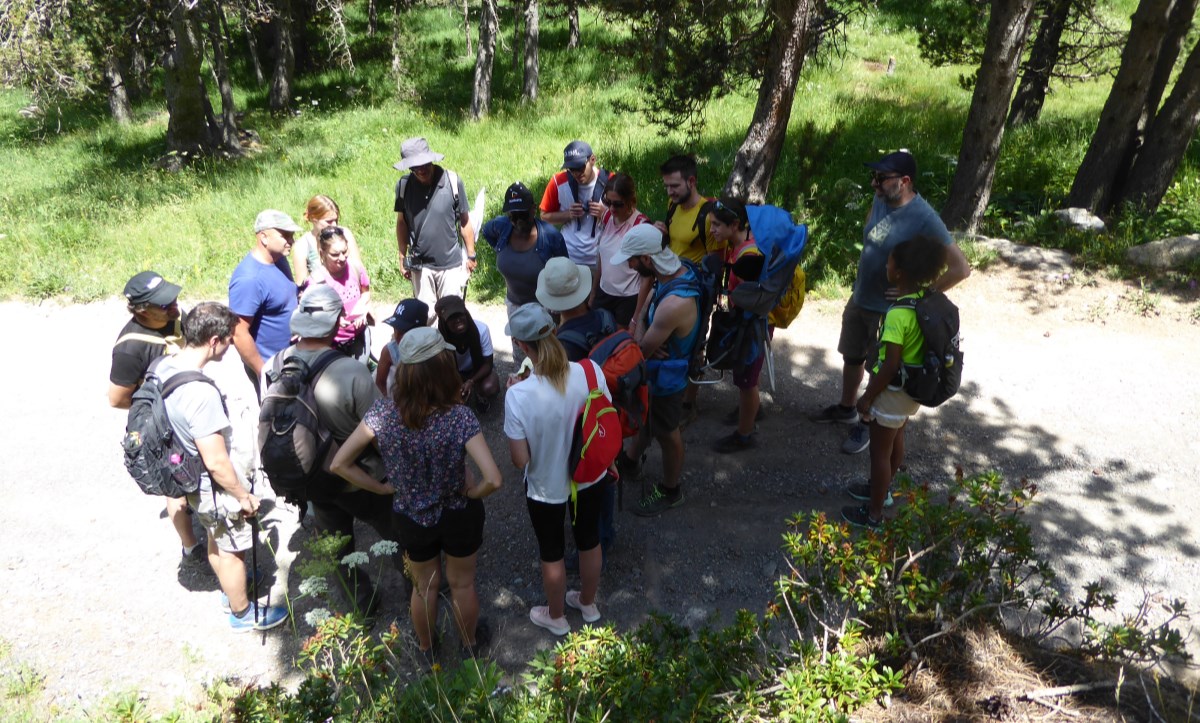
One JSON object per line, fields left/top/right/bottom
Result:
{"left": 525, "top": 482, "right": 603, "bottom": 562}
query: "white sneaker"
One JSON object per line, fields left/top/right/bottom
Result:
{"left": 529, "top": 605, "right": 570, "bottom": 636}
{"left": 565, "top": 591, "right": 601, "bottom": 623}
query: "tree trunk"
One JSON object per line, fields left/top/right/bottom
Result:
{"left": 942, "top": 0, "right": 1038, "bottom": 232}
{"left": 1118, "top": 37, "right": 1200, "bottom": 210}
{"left": 1007, "top": 0, "right": 1071, "bottom": 128}
{"left": 724, "top": 0, "right": 819, "bottom": 203}
{"left": 463, "top": 0, "right": 473, "bottom": 56}
{"left": 568, "top": 0, "right": 579, "bottom": 49}
{"left": 244, "top": 14, "right": 266, "bottom": 86}
{"left": 269, "top": 0, "right": 295, "bottom": 113}
{"left": 208, "top": 1, "right": 242, "bottom": 154}
{"left": 164, "top": 0, "right": 220, "bottom": 157}
{"left": 368, "top": 0, "right": 378, "bottom": 36}
{"left": 522, "top": 0, "right": 539, "bottom": 102}
{"left": 471, "top": 0, "right": 499, "bottom": 119}
{"left": 1066, "top": 0, "right": 1181, "bottom": 213}
{"left": 104, "top": 54, "right": 133, "bottom": 124}
{"left": 512, "top": 0, "right": 522, "bottom": 72}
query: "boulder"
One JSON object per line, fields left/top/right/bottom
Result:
{"left": 1052, "top": 207, "right": 1106, "bottom": 233}
{"left": 1125, "top": 234, "right": 1200, "bottom": 269}
{"left": 958, "top": 233, "right": 1073, "bottom": 274}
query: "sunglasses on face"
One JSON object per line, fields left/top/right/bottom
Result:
{"left": 605, "top": 198, "right": 626, "bottom": 209}
{"left": 871, "top": 172, "right": 902, "bottom": 183}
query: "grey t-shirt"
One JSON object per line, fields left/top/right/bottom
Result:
{"left": 853, "top": 194, "right": 954, "bottom": 313}
{"left": 394, "top": 167, "right": 467, "bottom": 270}
{"left": 157, "top": 356, "right": 232, "bottom": 494}
{"left": 495, "top": 244, "right": 546, "bottom": 305}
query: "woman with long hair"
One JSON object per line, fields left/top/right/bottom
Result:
{"left": 503, "top": 303, "right": 609, "bottom": 636}
{"left": 307, "top": 226, "right": 372, "bottom": 364}
{"left": 292, "top": 195, "right": 364, "bottom": 287}
{"left": 331, "top": 327, "right": 502, "bottom": 661}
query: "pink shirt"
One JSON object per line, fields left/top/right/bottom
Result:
{"left": 311, "top": 262, "right": 370, "bottom": 344}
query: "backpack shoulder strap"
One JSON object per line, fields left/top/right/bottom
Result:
{"left": 591, "top": 169, "right": 610, "bottom": 203}
{"left": 579, "top": 359, "right": 600, "bottom": 391}
{"left": 594, "top": 307, "right": 617, "bottom": 336}
{"left": 307, "top": 349, "right": 345, "bottom": 383}
{"left": 446, "top": 169, "right": 461, "bottom": 212}
{"left": 160, "top": 370, "right": 215, "bottom": 399}
{"left": 695, "top": 197, "right": 717, "bottom": 247}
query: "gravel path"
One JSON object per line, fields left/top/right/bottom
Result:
{"left": 1, "top": 261, "right": 1196, "bottom": 713}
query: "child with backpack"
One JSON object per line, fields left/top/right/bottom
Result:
{"left": 842, "top": 235, "right": 949, "bottom": 529}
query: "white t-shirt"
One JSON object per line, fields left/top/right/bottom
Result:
{"left": 504, "top": 361, "right": 610, "bottom": 504}
{"left": 455, "top": 320, "right": 494, "bottom": 373}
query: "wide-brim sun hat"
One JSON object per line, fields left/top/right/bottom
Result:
{"left": 396, "top": 326, "right": 456, "bottom": 364}
{"left": 393, "top": 137, "right": 445, "bottom": 171}
{"left": 290, "top": 284, "right": 344, "bottom": 338}
{"left": 535, "top": 258, "right": 592, "bottom": 312}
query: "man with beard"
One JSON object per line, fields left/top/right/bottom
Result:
{"left": 609, "top": 225, "right": 700, "bottom": 518}
{"left": 653, "top": 154, "right": 722, "bottom": 264}
{"left": 808, "top": 150, "right": 970, "bottom": 456}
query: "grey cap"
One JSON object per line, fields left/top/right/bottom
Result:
{"left": 536, "top": 257, "right": 592, "bottom": 312}
{"left": 505, "top": 302, "right": 555, "bottom": 342}
{"left": 393, "top": 137, "right": 445, "bottom": 171}
{"left": 254, "top": 209, "right": 302, "bottom": 234}
{"left": 610, "top": 223, "right": 681, "bottom": 274}
{"left": 395, "top": 326, "right": 456, "bottom": 364}
{"left": 290, "top": 284, "right": 343, "bottom": 338}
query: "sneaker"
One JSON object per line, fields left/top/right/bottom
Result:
{"left": 632, "top": 485, "right": 683, "bottom": 518}
{"left": 712, "top": 432, "right": 757, "bottom": 454}
{"left": 721, "top": 406, "right": 765, "bottom": 426}
{"left": 181, "top": 543, "right": 209, "bottom": 570}
{"left": 229, "top": 603, "right": 288, "bottom": 633}
{"left": 809, "top": 404, "right": 859, "bottom": 425}
{"left": 565, "top": 591, "right": 601, "bottom": 623}
{"left": 529, "top": 606, "right": 571, "bottom": 636}
{"left": 841, "top": 422, "right": 870, "bottom": 455}
{"left": 846, "top": 481, "right": 893, "bottom": 508}
{"left": 840, "top": 504, "right": 883, "bottom": 530}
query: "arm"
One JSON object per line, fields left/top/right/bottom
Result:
{"left": 459, "top": 211, "right": 478, "bottom": 274}
{"left": 108, "top": 383, "right": 135, "bottom": 409}
{"left": 629, "top": 276, "right": 653, "bottom": 340}
{"left": 231, "top": 316, "right": 264, "bottom": 376}
{"left": 639, "top": 294, "right": 690, "bottom": 360}
{"left": 292, "top": 234, "right": 311, "bottom": 287}
{"left": 856, "top": 342, "right": 902, "bottom": 415}
{"left": 539, "top": 178, "right": 572, "bottom": 225}
{"left": 463, "top": 433, "right": 502, "bottom": 500}
{"left": 330, "top": 421, "right": 394, "bottom": 496}
{"left": 374, "top": 346, "right": 393, "bottom": 395}
{"left": 508, "top": 437, "right": 531, "bottom": 470}
{"left": 395, "top": 214, "right": 411, "bottom": 279}
{"left": 344, "top": 227, "right": 365, "bottom": 272}
{"left": 195, "top": 432, "right": 259, "bottom": 517}
{"left": 931, "top": 242, "right": 971, "bottom": 294}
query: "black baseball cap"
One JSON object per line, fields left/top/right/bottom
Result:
{"left": 383, "top": 299, "right": 429, "bottom": 333}
{"left": 503, "top": 182, "right": 535, "bottom": 214}
{"left": 123, "top": 271, "right": 181, "bottom": 306}
{"left": 865, "top": 150, "right": 917, "bottom": 178}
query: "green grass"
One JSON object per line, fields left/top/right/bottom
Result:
{"left": 0, "top": 2, "right": 1183, "bottom": 304}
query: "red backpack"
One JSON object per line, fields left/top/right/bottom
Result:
{"left": 569, "top": 361, "right": 623, "bottom": 514}
{"left": 558, "top": 309, "right": 649, "bottom": 439}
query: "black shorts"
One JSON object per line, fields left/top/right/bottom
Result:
{"left": 649, "top": 390, "right": 685, "bottom": 437}
{"left": 525, "top": 482, "right": 603, "bottom": 562}
{"left": 393, "top": 498, "right": 485, "bottom": 562}
{"left": 593, "top": 288, "right": 638, "bottom": 328}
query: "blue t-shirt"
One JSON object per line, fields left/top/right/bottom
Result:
{"left": 853, "top": 195, "right": 953, "bottom": 313}
{"left": 228, "top": 252, "right": 297, "bottom": 360}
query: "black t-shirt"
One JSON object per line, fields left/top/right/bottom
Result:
{"left": 557, "top": 310, "right": 613, "bottom": 362}
{"left": 109, "top": 318, "right": 179, "bottom": 387}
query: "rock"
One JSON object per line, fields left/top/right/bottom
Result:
{"left": 1125, "top": 234, "right": 1200, "bottom": 269}
{"left": 1052, "top": 207, "right": 1106, "bottom": 233}
{"left": 961, "top": 234, "right": 1073, "bottom": 273}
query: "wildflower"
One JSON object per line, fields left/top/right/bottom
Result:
{"left": 299, "top": 577, "right": 329, "bottom": 597}
{"left": 305, "top": 608, "right": 332, "bottom": 627}
{"left": 341, "top": 551, "right": 370, "bottom": 569}
{"left": 370, "top": 540, "right": 399, "bottom": 557}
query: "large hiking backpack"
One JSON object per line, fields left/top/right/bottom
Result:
{"left": 257, "top": 349, "right": 343, "bottom": 504}
{"left": 558, "top": 308, "right": 649, "bottom": 439}
{"left": 122, "top": 360, "right": 220, "bottom": 497}
{"left": 568, "top": 361, "right": 623, "bottom": 514}
{"left": 890, "top": 290, "right": 963, "bottom": 407}
{"left": 566, "top": 167, "right": 612, "bottom": 237}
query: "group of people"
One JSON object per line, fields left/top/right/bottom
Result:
{"left": 107, "top": 138, "right": 969, "bottom": 656}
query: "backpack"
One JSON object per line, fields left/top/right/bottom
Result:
{"left": 568, "top": 361, "right": 623, "bottom": 516}
{"left": 557, "top": 308, "right": 649, "bottom": 439}
{"left": 726, "top": 206, "right": 809, "bottom": 326}
{"left": 889, "top": 290, "right": 963, "bottom": 407}
{"left": 655, "top": 254, "right": 723, "bottom": 379}
{"left": 662, "top": 197, "right": 717, "bottom": 253}
{"left": 122, "top": 360, "right": 220, "bottom": 497}
{"left": 257, "top": 349, "right": 343, "bottom": 504}
{"left": 566, "top": 167, "right": 611, "bottom": 237}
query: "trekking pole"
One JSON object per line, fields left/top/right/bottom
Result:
{"left": 249, "top": 470, "right": 260, "bottom": 625}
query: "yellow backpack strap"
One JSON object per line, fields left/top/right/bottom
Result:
{"left": 116, "top": 319, "right": 182, "bottom": 354}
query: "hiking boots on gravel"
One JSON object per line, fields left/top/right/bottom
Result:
{"left": 840, "top": 504, "right": 883, "bottom": 530}
{"left": 633, "top": 484, "right": 683, "bottom": 517}
{"left": 841, "top": 422, "right": 871, "bottom": 454}
{"left": 846, "top": 481, "right": 893, "bottom": 507}
{"left": 712, "top": 432, "right": 757, "bottom": 454}
{"left": 809, "top": 404, "right": 859, "bottom": 425}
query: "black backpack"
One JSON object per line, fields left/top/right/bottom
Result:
{"left": 257, "top": 349, "right": 343, "bottom": 504}
{"left": 891, "top": 290, "right": 963, "bottom": 407}
{"left": 122, "top": 361, "right": 220, "bottom": 497}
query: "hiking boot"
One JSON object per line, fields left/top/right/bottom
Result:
{"left": 809, "top": 404, "right": 859, "bottom": 425}
{"left": 229, "top": 603, "right": 289, "bottom": 633}
{"left": 711, "top": 432, "right": 757, "bottom": 454}
{"left": 722, "top": 406, "right": 765, "bottom": 426}
{"left": 846, "top": 481, "right": 893, "bottom": 508}
{"left": 181, "top": 543, "right": 211, "bottom": 573}
{"left": 840, "top": 504, "right": 883, "bottom": 530}
{"left": 565, "top": 591, "right": 601, "bottom": 623}
{"left": 632, "top": 485, "right": 683, "bottom": 518}
{"left": 529, "top": 606, "right": 571, "bottom": 636}
{"left": 841, "top": 422, "right": 870, "bottom": 454}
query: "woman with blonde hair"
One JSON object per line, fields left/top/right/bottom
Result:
{"left": 292, "top": 195, "right": 364, "bottom": 287}
{"left": 503, "top": 303, "right": 610, "bottom": 636}
{"left": 331, "top": 327, "right": 502, "bottom": 661}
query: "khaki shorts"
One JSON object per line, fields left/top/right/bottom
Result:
{"left": 869, "top": 388, "right": 920, "bottom": 429}
{"left": 413, "top": 264, "right": 469, "bottom": 317}
{"left": 837, "top": 298, "right": 883, "bottom": 364}
{"left": 190, "top": 488, "right": 253, "bottom": 553}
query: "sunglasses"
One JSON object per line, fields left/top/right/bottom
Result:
{"left": 605, "top": 198, "right": 626, "bottom": 209}
{"left": 870, "top": 172, "right": 902, "bottom": 183}
{"left": 318, "top": 225, "right": 345, "bottom": 240}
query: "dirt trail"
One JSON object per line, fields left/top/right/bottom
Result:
{"left": 0, "top": 261, "right": 1196, "bottom": 713}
